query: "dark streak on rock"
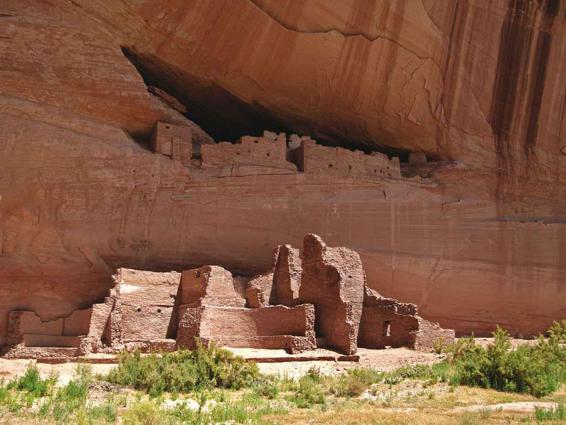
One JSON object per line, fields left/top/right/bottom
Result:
{"left": 524, "top": 0, "right": 558, "bottom": 160}
{"left": 490, "top": 0, "right": 527, "bottom": 197}
{"left": 489, "top": 0, "right": 557, "bottom": 199}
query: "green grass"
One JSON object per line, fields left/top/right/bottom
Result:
{"left": 0, "top": 364, "right": 119, "bottom": 424}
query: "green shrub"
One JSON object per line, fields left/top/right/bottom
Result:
{"left": 50, "top": 366, "right": 92, "bottom": 422}
{"left": 327, "top": 368, "right": 381, "bottom": 397}
{"left": 447, "top": 325, "right": 566, "bottom": 397}
{"left": 123, "top": 400, "right": 165, "bottom": 425}
{"left": 432, "top": 337, "right": 448, "bottom": 355}
{"left": 7, "top": 364, "right": 55, "bottom": 398}
{"left": 288, "top": 375, "right": 326, "bottom": 408}
{"left": 331, "top": 375, "right": 366, "bottom": 398}
{"left": 81, "top": 402, "right": 118, "bottom": 424}
{"left": 105, "top": 342, "right": 260, "bottom": 396}
{"left": 346, "top": 368, "right": 383, "bottom": 386}
{"left": 548, "top": 319, "right": 566, "bottom": 342}
{"left": 382, "top": 363, "right": 439, "bottom": 385}
{"left": 253, "top": 379, "right": 279, "bottom": 399}
{"left": 534, "top": 403, "right": 566, "bottom": 422}
{"left": 305, "top": 366, "right": 323, "bottom": 383}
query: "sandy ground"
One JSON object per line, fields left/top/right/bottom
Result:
{"left": 1, "top": 338, "right": 541, "bottom": 384}
{"left": 0, "top": 359, "right": 116, "bottom": 386}
{"left": 254, "top": 347, "right": 441, "bottom": 378}
{"left": 0, "top": 347, "right": 442, "bottom": 384}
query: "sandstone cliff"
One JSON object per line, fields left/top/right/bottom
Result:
{"left": 0, "top": 0, "right": 565, "bottom": 345}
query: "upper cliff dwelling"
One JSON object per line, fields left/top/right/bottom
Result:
{"left": 0, "top": 0, "right": 565, "bottom": 369}
{"left": 150, "top": 122, "right": 409, "bottom": 181}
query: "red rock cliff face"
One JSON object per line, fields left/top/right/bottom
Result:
{"left": 0, "top": 0, "right": 565, "bottom": 345}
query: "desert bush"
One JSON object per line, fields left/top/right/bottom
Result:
{"left": 7, "top": 364, "right": 56, "bottom": 398}
{"left": 253, "top": 378, "right": 279, "bottom": 399}
{"left": 331, "top": 375, "right": 366, "bottom": 398}
{"left": 447, "top": 324, "right": 566, "bottom": 397}
{"left": 123, "top": 400, "right": 165, "bottom": 425}
{"left": 105, "top": 341, "right": 260, "bottom": 396}
{"left": 328, "top": 368, "right": 382, "bottom": 397}
{"left": 47, "top": 365, "right": 92, "bottom": 423}
{"left": 534, "top": 403, "right": 566, "bottom": 422}
{"left": 432, "top": 337, "right": 448, "bottom": 355}
{"left": 346, "top": 368, "right": 383, "bottom": 386}
{"left": 287, "top": 374, "right": 326, "bottom": 408}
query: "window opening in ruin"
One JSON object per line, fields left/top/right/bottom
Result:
{"left": 383, "top": 321, "right": 391, "bottom": 337}
{"left": 328, "top": 164, "right": 333, "bottom": 168}
{"left": 137, "top": 308, "right": 142, "bottom": 312}
{"left": 157, "top": 308, "right": 162, "bottom": 313}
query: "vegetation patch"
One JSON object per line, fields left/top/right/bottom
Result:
{"left": 0, "top": 364, "right": 119, "bottom": 424}
{"left": 104, "top": 341, "right": 260, "bottom": 396}
{"left": 534, "top": 403, "right": 566, "bottom": 422}
{"left": 443, "top": 321, "right": 566, "bottom": 397}
{"left": 1, "top": 322, "right": 565, "bottom": 424}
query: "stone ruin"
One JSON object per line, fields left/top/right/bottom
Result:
{"left": 1, "top": 235, "right": 454, "bottom": 360}
{"left": 152, "top": 121, "right": 192, "bottom": 166}
{"left": 151, "top": 123, "right": 403, "bottom": 180}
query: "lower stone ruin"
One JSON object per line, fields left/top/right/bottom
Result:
{"left": 1, "top": 235, "right": 454, "bottom": 360}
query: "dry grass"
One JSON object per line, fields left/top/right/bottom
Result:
{"left": 264, "top": 384, "right": 566, "bottom": 425}
{"left": 266, "top": 407, "right": 516, "bottom": 425}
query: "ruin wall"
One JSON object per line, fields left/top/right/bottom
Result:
{"left": 295, "top": 139, "right": 401, "bottom": 179}
{"left": 177, "top": 304, "right": 316, "bottom": 353}
{"left": 113, "top": 268, "right": 181, "bottom": 342}
{"left": 200, "top": 132, "right": 296, "bottom": 175}
{"left": 152, "top": 122, "right": 192, "bottom": 166}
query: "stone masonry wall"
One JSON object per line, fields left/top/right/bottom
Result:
{"left": 200, "top": 131, "right": 296, "bottom": 175}
{"left": 359, "top": 288, "right": 455, "bottom": 349}
{"left": 177, "top": 303, "right": 316, "bottom": 353}
{"left": 295, "top": 138, "right": 401, "bottom": 178}
{"left": 270, "top": 244, "right": 302, "bottom": 306}
{"left": 113, "top": 268, "right": 180, "bottom": 342}
{"left": 298, "top": 234, "right": 365, "bottom": 355}
{"left": 152, "top": 121, "right": 192, "bottom": 166}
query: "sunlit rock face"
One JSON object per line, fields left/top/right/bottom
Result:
{"left": 0, "top": 0, "right": 565, "bottom": 346}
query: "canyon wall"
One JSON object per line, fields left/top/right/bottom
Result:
{"left": 0, "top": 0, "right": 565, "bottom": 345}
